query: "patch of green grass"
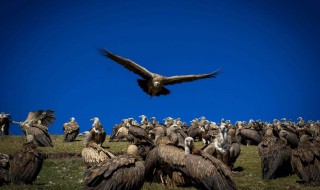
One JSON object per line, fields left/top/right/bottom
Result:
{"left": 0, "top": 136, "right": 319, "bottom": 189}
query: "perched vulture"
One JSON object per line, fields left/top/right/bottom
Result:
{"left": 63, "top": 117, "right": 80, "bottom": 142}
{"left": 203, "top": 123, "right": 231, "bottom": 167}
{"left": 84, "top": 145, "right": 145, "bottom": 190}
{"left": 279, "top": 129, "right": 299, "bottom": 149}
{"left": 0, "top": 113, "right": 11, "bottom": 135}
{"left": 9, "top": 135, "right": 47, "bottom": 185}
{"left": 258, "top": 127, "right": 292, "bottom": 179}
{"left": 238, "top": 127, "right": 262, "bottom": 146}
{"left": 145, "top": 137, "right": 237, "bottom": 190}
{"left": 84, "top": 117, "right": 106, "bottom": 147}
{"left": 292, "top": 135, "right": 320, "bottom": 186}
{"left": 228, "top": 128, "right": 241, "bottom": 169}
{"left": 98, "top": 49, "right": 220, "bottom": 96}
{"left": 0, "top": 153, "right": 10, "bottom": 186}
{"left": 19, "top": 121, "right": 53, "bottom": 147}
{"left": 82, "top": 141, "right": 115, "bottom": 168}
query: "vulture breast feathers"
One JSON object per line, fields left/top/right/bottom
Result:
{"left": 84, "top": 154, "right": 145, "bottom": 190}
{"left": 98, "top": 49, "right": 220, "bottom": 96}
{"left": 145, "top": 144, "right": 237, "bottom": 190}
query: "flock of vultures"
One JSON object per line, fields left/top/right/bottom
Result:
{"left": 1, "top": 111, "right": 320, "bottom": 190}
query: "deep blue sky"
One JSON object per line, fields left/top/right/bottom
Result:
{"left": 1, "top": 0, "right": 320, "bottom": 135}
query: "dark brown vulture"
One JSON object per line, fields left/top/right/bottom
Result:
{"left": 82, "top": 141, "right": 115, "bottom": 168}
{"left": 238, "top": 126, "right": 262, "bottom": 146}
{"left": 9, "top": 135, "right": 47, "bottom": 185}
{"left": 0, "top": 153, "right": 10, "bottom": 186}
{"left": 228, "top": 128, "right": 241, "bottom": 169}
{"left": 63, "top": 117, "right": 80, "bottom": 142}
{"left": 0, "top": 112, "right": 11, "bottom": 136}
{"left": 84, "top": 145, "right": 145, "bottom": 190}
{"left": 145, "top": 137, "right": 237, "bottom": 190}
{"left": 84, "top": 117, "right": 106, "bottom": 147}
{"left": 292, "top": 135, "right": 320, "bottom": 186}
{"left": 258, "top": 127, "right": 292, "bottom": 179}
{"left": 98, "top": 49, "right": 220, "bottom": 96}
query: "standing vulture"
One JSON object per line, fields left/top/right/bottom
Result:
{"left": 84, "top": 145, "right": 145, "bottom": 190}
{"left": 63, "top": 117, "right": 80, "bottom": 142}
{"left": 84, "top": 117, "right": 106, "bottom": 147}
{"left": 0, "top": 153, "right": 10, "bottom": 186}
{"left": 9, "top": 135, "right": 47, "bottom": 185}
{"left": 257, "top": 127, "right": 292, "bottom": 179}
{"left": 98, "top": 49, "right": 220, "bottom": 96}
{"left": 292, "top": 135, "right": 320, "bottom": 186}
{"left": 145, "top": 137, "right": 237, "bottom": 190}
{"left": 0, "top": 112, "right": 11, "bottom": 135}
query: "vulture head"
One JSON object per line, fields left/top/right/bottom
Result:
{"left": 127, "top": 144, "right": 138, "bottom": 156}
{"left": 300, "top": 134, "right": 313, "bottom": 143}
{"left": 91, "top": 117, "right": 102, "bottom": 131}
{"left": 70, "top": 117, "right": 75, "bottom": 122}
{"left": 26, "top": 134, "right": 34, "bottom": 143}
{"left": 169, "top": 124, "right": 180, "bottom": 133}
{"left": 184, "top": 137, "right": 195, "bottom": 155}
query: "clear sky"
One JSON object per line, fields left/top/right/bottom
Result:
{"left": 1, "top": 0, "right": 320, "bottom": 135}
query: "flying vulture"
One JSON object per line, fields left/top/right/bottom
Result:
{"left": 63, "top": 117, "right": 80, "bottom": 142}
{"left": 98, "top": 49, "right": 220, "bottom": 96}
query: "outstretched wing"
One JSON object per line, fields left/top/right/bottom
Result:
{"left": 98, "top": 49, "right": 153, "bottom": 79}
{"left": 163, "top": 70, "right": 220, "bottom": 85}
{"left": 24, "top": 110, "right": 55, "bottom": 127}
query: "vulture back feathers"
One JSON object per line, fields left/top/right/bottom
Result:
{"left": 292, "top": 135, "right": 320, "bottom": 185}
{"left": 9, "top": 142, "right": 47, "bottom": 184}
{"left": 85, "top": 154, "right": 145, "bottom": 190}
{"left": 145, "top": 144, "right": 237, "bottom": 190}
{"left": 0, "top": 153, "right": 10, "bottom": 186}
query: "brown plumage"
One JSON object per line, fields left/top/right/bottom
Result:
{"left": 84, "top": 145, "right": 145, "bottom": 190}
{"left": 228, "top": 128, "right": 241, "bottom": 169}
{"left": 98, "top": 49, "right": 220, "bottom": 96}
{"left": 145, "top": 141, "right": 237, "bottom": 190}
{"left": 258, "top": 127, "right": 292, "bottom": 179}
{"left": 0, "top": 113, "right": 11, "bottom": 136}
{"left": 84, "top": 117, "right": 106, "bottom": 147}
{"left": 12, "top": 110, "right": 55, "bottom": 131}
{"left": 292, "top": 135, "right": 320, "bottom": 186}
{"left": 63, "top": 117, "right": 80, "bottom": 142}
{"left": 0, "top": 153, "right": 10, "bottom": 186}
{"left": 9, "top": 142, "right": 47, "bottom": 184}
{"left": 238, "top": 128, "right": 262, "bottom": 146}
{"left": 82, "top": 142, "right": 115, "bottom": 168}
{"left": 26, "top": 121, "right": 53, "bottom": 147}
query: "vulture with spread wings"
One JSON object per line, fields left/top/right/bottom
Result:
{"left": 98, "top": 49, "right": 220, "bottom": 96}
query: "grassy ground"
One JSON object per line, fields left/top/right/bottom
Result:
{"left": 0, "top": 135, "right": 318, "bottom": 190}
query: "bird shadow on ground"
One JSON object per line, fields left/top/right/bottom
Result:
{"left": 233, "top": 166, "right": 244, "bottom": 172}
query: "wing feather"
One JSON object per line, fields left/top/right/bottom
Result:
{"left": 163, "top": 70, "right": 220, "bottom": 85}
{"left": 98, "top": 49, "right": 153, "bottom": 79}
